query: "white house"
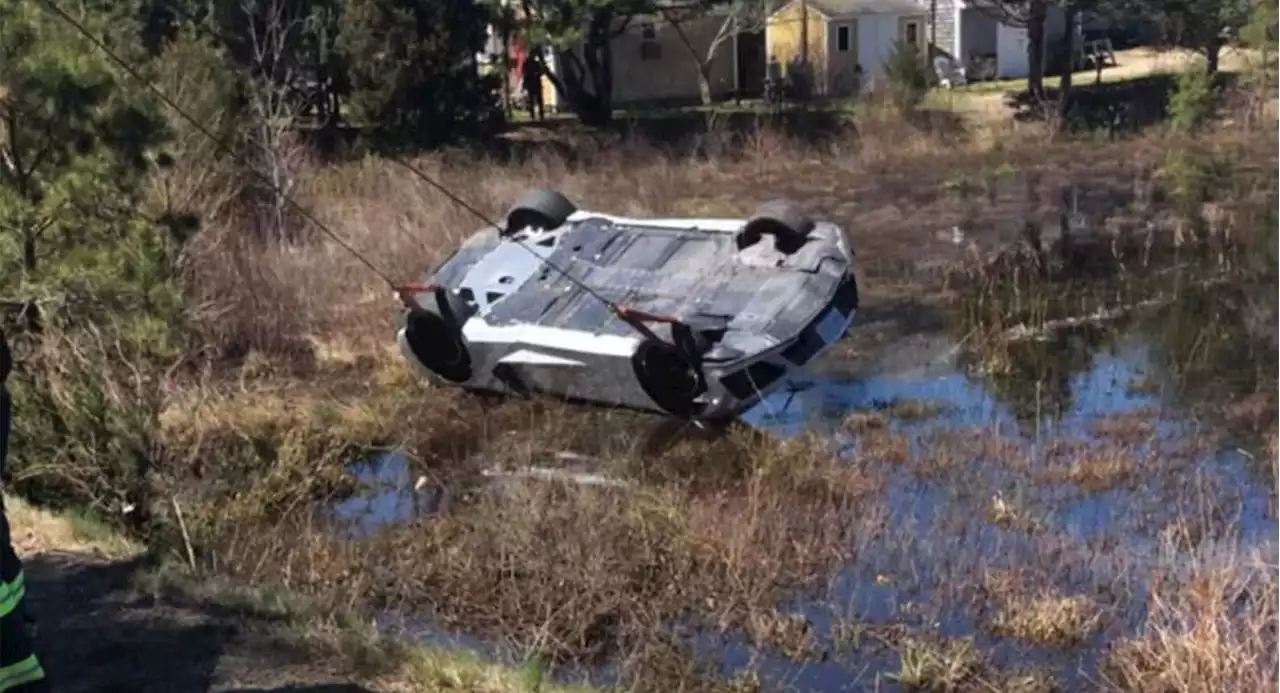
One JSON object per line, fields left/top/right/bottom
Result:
{"left": 931, "top": 0, "right": 1072, "bottom": 80}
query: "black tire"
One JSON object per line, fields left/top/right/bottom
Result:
{"left": 505, "top": 188, "right": 577, "bottom": 235}
{"left": 631, "top": 340, "right": 706, "bottom": 419}
{"left": 737, "top": 199, "right": 815, "bottom": 254}
{"left": 403, "top": 288, "right": 475, "bottom": 384}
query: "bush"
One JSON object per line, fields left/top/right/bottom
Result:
{"left": 880, "top": 40, "right": 934, "bottom": 111}
{"left": 1168, "top": 61, "right": 1216, "bottom": 132}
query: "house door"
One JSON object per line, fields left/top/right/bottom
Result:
{"left": 897, "top": 16, "right": 926, "bottom": 55}
{"left": 737, "top": 29, "right": 766, "bottom": 98}
{"left": 829, "top": 20, "right": 859, "bottom": 96}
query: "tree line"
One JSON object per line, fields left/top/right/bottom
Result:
{"left": 9, "top": 0, "right": 1273, "bottom": 152}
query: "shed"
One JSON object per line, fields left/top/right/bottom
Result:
{"left": 932, "top": 0, "right": 1072, "bottom": 81}
{"left": 765, "top": 0, "right": 929, "bottom": 97}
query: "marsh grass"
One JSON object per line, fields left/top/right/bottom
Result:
{"left": 1264, "top": 430, "right": 1274, "bottom": 509}
{"left": 890, "top": 636, "right": 990, "bottom": 692}
{"left": 985, "top": 588, "right": 1105, "bottom": 646}
{"left": 131, "top": 559, "right": 611, "bottom": 693}
{"left": 5, "top": 74, "right": 1275, "bottom": 692}
{"left": 199, "top": 430, "right": 888, "bottom": 665}
{"left": 1101, "top": 548, "right": 1278, "bottom": 693}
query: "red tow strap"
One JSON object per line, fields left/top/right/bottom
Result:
{"left": 611, "top": 304, "right": 680, "bottom": 325}
{"left": 394, "top": 282, "right": 440, "bottom": 309}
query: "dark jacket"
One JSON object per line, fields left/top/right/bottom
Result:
{"left": 1, "top": 329, "right": 9, "bottom": 477}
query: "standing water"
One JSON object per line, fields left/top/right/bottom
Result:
{"left": 329, "top": 259, "right": 1277, "bottom": 692}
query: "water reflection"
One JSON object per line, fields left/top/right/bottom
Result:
{"left": 331, "top": 453, "right": 446, "bottom": 538}
{"left": 741, "top": 333, "right": 1162, "bottom": 443}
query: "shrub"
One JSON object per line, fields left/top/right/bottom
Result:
{"left": 1168, "top": 60, "right": 1216, "bottom": 132}
{"left": 880, "top": 40, "right": 934, "bottom": 112}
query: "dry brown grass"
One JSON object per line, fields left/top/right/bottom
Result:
{"left": 918, "top": 427, "right": 1205, "bottom": 495}
{"left": 986, "top": 490, "right": 1044, "bottom": 534}
{"left": 173, "top": 83, "right": 1276, "bottom": 370}
{"left": 3, "top": 493, "right": 143, "bottom": 559}
{"left": 891, "top": 636, "right": 991, "bottom": 692}
{"left": 984, "top": 581, "right": 1105, "bottom": 646}
{"left": 1087, "top": 408, "right": 1161, "bottom": 446}
{"left": 1036, "top": 443, "right": 1141, "bottom": 492}
{"left": 188, "top": 429, "right": 888, "bottom": 664}
{"left": 1102, "top": 548, "right": 1278, "bottom": 693}
{"left": 7, "top": 491, "right": 614, "bottom": 693}
{"left": 183, "top": 124, "right": 930, "bottom": 362}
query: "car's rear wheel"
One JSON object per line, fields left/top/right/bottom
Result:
{"left": 737, "top": 199, "right": 815, "bottom": 254}
{"left": 403, "top": 289, "right": 474, "bottom": 383}
{"left": 505, "top": 188, "right": 577, "bottom": 235}
{"left": 632, "top": 340, "right": 706, "bottom": 419}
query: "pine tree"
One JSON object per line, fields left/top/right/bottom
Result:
{"left": 340, "top": 0, "right": 503, "bottom": 151}
{"left": 0, "top": 0, "right": 180, "bottom": 318}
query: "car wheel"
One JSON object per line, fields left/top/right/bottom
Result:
{"left": 632, "top": 340, "right": 706, "bottom": 419}
{"left": 505, "top": 188, "right": 577, "bottom": 235}
{"left": 403, "top": 288, "right": 474, "bottom": 384}
{"left": 737, "top": 199, "right": 815, "bottom": 254}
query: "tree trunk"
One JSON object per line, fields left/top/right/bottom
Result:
{"left": 697, "top": 66, "right": 713, "bottom": 105}
{"left": 544, "top": 16, "right": 616, "bottom": 129}
{"left": 1027, "top": 0, "right": 1047, "bottom": 101}
{"left": 22, "top": 234, "right": 36, "bottom": 274}
{"left": 590, "top": 14, "right": 614, "bottom": 118}
{"left": 1204, "top": 38, "right": 1221, "bottom": 75}
{"left": 1057, "top": 6, "right": 1077, "bottom": 129}
{"left": 544, "top": 50, "right": 612, "bottom": 126}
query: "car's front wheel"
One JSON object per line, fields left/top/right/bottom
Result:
{"left": 505, "top": 188, "right": 577, "bottom": 235}
{"left": 736, "top": 199, "right": 815, "bottom": 255}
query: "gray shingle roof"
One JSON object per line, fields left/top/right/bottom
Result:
{"left": 781, "top": 0, "right": 928, "bottom": 18}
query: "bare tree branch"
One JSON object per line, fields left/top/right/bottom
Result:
{"left": 240, "top": 0, "right": 307, "bottom": 242}
{"left": 659, "top": 0, "right": 769, "bottom": 104}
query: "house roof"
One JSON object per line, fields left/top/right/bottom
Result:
{"left": 771, "top": 0, "right": 927, "bottom": 19}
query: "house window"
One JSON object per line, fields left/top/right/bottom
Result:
{"left": 837, "top": 25, "right": 850, "bottom": 52}
{"left": 904, "top": 21, "right": 919, "bottom": 46}
{"left": 640, "top": 22, "right": 661, "bottom": 61}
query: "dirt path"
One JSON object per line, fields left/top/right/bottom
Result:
{"left": 8, "top": 499, "right": 384, "bottom": 693}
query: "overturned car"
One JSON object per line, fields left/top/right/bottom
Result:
{"left": 395, "top": 189, "right": 859, "bottom": 422}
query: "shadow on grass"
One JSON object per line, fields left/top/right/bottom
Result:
{"left": 23, "top": 554, "right": 230, "bottom": 693}
{"left": 20, "top": 553, "right": 379, "bottom": 693}
{"left": 1004, "top": 72, "right": 1244, "bottom": 133}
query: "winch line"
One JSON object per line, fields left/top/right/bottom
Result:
{"left": 36, "top": 0, "right": 654, "bottom": 329}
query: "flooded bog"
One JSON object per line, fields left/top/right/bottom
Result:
{"left": 327, "top": 260, "right": 1277, "bottom": 692}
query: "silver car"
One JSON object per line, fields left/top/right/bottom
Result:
{"left": 396, "top": 189, "right": 858, "bottom": 422}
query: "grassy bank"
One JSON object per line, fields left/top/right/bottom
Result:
{"left": 6, "top": 492, "right": 608, "bottom": 693}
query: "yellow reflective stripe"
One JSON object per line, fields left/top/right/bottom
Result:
{"left": 0, "top": 572, "right": 25, "bottom": 618}
{"left": 0, "top": 654, "right": 45, "bottom": 692}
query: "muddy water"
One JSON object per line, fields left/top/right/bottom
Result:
{"left": 331, "top": 254, "right": 1277, "bottom": 691}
